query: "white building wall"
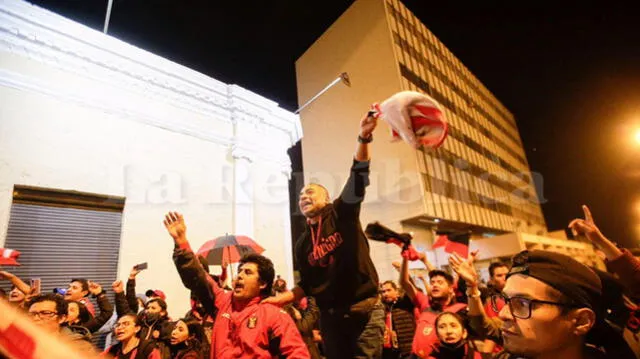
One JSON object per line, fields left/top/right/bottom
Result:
{"left": 0, "top": 0, "right": 300, "bottom": 316}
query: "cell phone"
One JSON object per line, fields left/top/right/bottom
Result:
{"left": 30, "top": 278, "right": 41, "bottom": 295}
{"left": 134, "top": 262, "right": 148, "bottom": 271}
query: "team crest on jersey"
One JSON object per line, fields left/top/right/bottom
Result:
{"left": 422, "top": 325, "right": 433, "bottom": 336}
{"left": 221, "top": 313, "right": 230, "bottom": 319}
{"left": 247, "top": 316, "right": 258, "bottom": 328}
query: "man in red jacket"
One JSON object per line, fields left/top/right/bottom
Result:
{"left": 164, "top": 212, "right": 310, "bottom": 358}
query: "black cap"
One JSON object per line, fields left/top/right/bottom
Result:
{"left": 507, "top": 250, "right": 602, "bottom": 311}
{"left": 508, "top": 250, "right": 635, "bottom": 356}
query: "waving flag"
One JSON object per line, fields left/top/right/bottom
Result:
{"left": 376, "top": 91, "right": 448, "bottom": 149}
{"left": 0, "top": 248, "right": 21, "bottom": 266}
{"left": 432, "top": 232, "right": 470, "bottom": 257}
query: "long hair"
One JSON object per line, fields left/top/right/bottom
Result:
{"left": 171, "top": 319, "right": 206, "bottom": 358}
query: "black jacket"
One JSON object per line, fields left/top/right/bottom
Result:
{"left": 78, "top": 292, "right": 114, "bottom": 333}
{"left": 115, "top": 291, "right": 172, "bottom": 359}
{"left": 383, "top": 295, "right": 416, "bottom": 356}
{"left": 295, "top": 159, "right": 379, "bottom": 310}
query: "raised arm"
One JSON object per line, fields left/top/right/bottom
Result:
{"left": 354, "top": 109, "right": 378, "bottom": 162}
{"left": 569, "top": 205, "right": 640, "bottom": 297}
{"left": 165, "top": 212, "right": 218, "bottom": 316}
{"left": 335, "top": 111, "right": 379, "bottom": 211}
{"left": 0, "top": 271, "right": 32, "bottom": 296}
{"left": 112, "top": 280, "right": 132, "bottom": 317}
{"left": 126, "top": 267, "right": 141, "bottom": 313}
{"left": 399, "top": 256, "right": 419, "bottom": 303}
{"left": 449, "top": 253, "right": 502, "bottom": 341}
{"left": 83, "top": 281, "right": 114, "bottom": 332}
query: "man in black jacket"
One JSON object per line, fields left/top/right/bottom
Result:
{"left": 380, "top": 281, "right": 415, "bottom": 359}
{"left": 264, "top": 109, "right": 383, "bottom": 358}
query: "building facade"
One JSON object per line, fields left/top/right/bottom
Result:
{"left": 0, "top": 0, "right": 300, "bottom": 316}
{"left": 296, "top": 0, "right": 546, "bottom": 279}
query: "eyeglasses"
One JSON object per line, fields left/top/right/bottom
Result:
{"left": 114, "top": 321, "right": 135, "bottom": 329}
{"left": 491, "top": 293, "right": 576, "bottom": 319}
{"left": 28, "top": 310, "right": 58, "bottom": 319}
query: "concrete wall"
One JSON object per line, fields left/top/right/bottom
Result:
{"left": 0, "top": 0, "right": 300, "bottom": 317}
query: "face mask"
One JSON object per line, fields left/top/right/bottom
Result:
{"left": 143, "top": 311, "right": 161, "bottom": 324}
{"left": 440, "top": 339, "right": 465, "bottom": 350}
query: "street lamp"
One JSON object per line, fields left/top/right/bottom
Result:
{"left": 635, "top": 128, "right": 640, "bottom": 145}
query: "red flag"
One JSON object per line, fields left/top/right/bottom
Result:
{"left": 432, "top": 235, "right": 448, "bottom": 249}
{"left": 432, "top": 233, "right": 470, "bottom": 257}
{"left": 0, "top": 248, "right": 20, "bottom": 266}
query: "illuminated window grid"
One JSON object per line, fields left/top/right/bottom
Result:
{"left": 418, "top": 152, "right": 437, "bottom": 218}
{"left": 425, "top": 37, "right": 516, "bottom": 139}
{"left": 425, "top": 153, "right": 512, "bottom": 228}
{"left": 416, "top": 52, "right": 525, "bottom": 165}
{"left": 436, "top": 156, "right": 453, "bottom": 220}
{"left": 452, "top": 164, "right": 471, "bottom": 223}
{"left": 447, "top": 162, "right": 464, "bottom": 222}
{"left": 424, "top": 156, "right": 444, "bottom": 217}
{"left": 387, "top": 2, "right": 543, "bottom": 226}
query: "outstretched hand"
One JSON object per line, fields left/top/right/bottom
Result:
{"left": 568, "top": 205, "right": 607, "bottom": 246}
{"left": 164, "top": 212, "right": 187, "bottom": 245}
{"left": 568, "top": 205, "right": 622, "bottom": 260}
{"left": 449, "top": 252, "right": 479, "bottom": 288}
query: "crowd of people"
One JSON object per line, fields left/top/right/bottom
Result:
{"left": 1, "top": 110, "right": 639, "bottom": 359}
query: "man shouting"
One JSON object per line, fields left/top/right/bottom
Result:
{"left": 264, "top": 109, "right": 383, "bottom": 358}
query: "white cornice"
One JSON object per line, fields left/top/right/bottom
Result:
{"left": 0, "top": 0, "right": 302, "bottom": 154}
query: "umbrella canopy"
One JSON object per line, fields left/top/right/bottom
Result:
{"left": 196, "top": 234, "right": 264, "bottom": 266}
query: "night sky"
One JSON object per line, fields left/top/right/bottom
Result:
{"left": 29, "top": 1, "right": 640, "bottom": 248}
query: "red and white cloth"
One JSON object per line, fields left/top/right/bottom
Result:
{"left": 0, "top": 248, "right": 20, "bottom": 266}
{"left": 375, "top": 91, "right": 448, "bottom": 149}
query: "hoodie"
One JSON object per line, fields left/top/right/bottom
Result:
{"left": 295, "top": 159, "right": 379, "bottom": 311}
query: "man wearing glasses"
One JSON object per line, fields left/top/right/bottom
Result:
{"left": 449, "top": 250, "right": 632, "bottom": 358}
{"left": 27, "top": 294, "right": 96, "bottom": 351}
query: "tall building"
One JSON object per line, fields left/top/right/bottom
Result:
{"left": 296, "top": 0, "right": 546, "bottom": 278}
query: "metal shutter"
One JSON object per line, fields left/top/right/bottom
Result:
{"left": 1, "top": 203, "right": 123, "bottom": 294}
{"left": 1, "top": 186, "right": 125, "bottom": 349}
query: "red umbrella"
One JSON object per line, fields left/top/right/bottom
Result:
{"left": 196, "top": 234, "right": 264, "bottom": 266}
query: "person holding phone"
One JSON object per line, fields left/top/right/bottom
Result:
{"left": 127, "top": 262, "right": 150, "bottom": 313}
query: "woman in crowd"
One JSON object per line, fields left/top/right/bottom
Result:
{"left": 104, "top": 313, "right": 162, "bottom": 359}
{"left": 427, "top": 312, "right": 481, "bottom": 359}
{"left": 169, "top": 319, "right": 207, "bottom": 359}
